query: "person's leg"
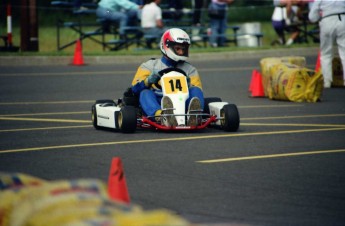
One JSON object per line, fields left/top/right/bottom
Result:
{"left": 186, "top": 86, "right": 204, "bottom": 110}
{"left": 209, "top": 18, "right": 219, "bottom": 47}
{"left": 319, "top": 17, "right": 335, "bottom": 87}
{"left": 192, "top": 0, "right": 203, "bottom": 25}
{"left": 96, "top": 7, "right": 127, "bottom": 35}
{"left": 96, "top": 7, "right": 108, "bottom": 19}
{"left": 218, "top": 16, "right": 227, "bottom": 46}
{"left": 117, "top": 13, "right": 128, "bottom": 35}
{"left": 335, "top": 15, "right": 345, "bottom": 82}
{"left": 140, "top": 89, "right": 161, "bottom": 116}
{"left": 272, "top": 20, "right": 285, "bottom": 44}
{"left": 126, "top": 9, "right": 139, "bottom": 26}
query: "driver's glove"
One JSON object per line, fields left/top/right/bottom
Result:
{"left": 147, "top": 72, "right": 160, "bottom": 85}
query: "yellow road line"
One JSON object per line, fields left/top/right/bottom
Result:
{"left": 0, "top": 111, "right": 89, "bottom": 117}
{"left": 239, "top": 104, "right": 303, "bottom": 108}
{"left": 1, "top": 127, "right": 344, "bottom": 154}
{"left": 242, "top": 114, "right": 345, "bottom": 120}
{"left": 0, "top": 71, "right": 133, "bottom": 77}
{"left": 197, "top": 149, "right": 345, "bottom": 164}
{"left": 0, "top": 125, "right": 92, "bottom": 132}
{"left": 0, "top": 117, "right": 89, "bottom": 123}
{"left": 0, "top": 100, "right": 94, "bottom": 105}
{"left": 241, "top": 123, "right": 345, "bottom": 127}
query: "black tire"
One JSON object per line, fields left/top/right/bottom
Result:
{"left": 118, "top": 106, "right": 137, "bottom": 133}
{"left": 203, "top": 97, "right": 222, "bottom": 114}
{"left": 91, "top": 104, "right": 100, "bottom": 130}
{"left": 221, "top": 104, "right": 240, "bottom": 132}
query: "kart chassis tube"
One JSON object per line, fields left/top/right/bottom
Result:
{"left": 140, "top": 115, "right": 218, "bottom": 131}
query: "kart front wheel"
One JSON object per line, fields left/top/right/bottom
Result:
{"left": 118, "top": 106, "right": 137, "bottom": 133}
{"left": 220, "top": 104, "right": 240, "bottom": 132}
{"left": 91, "top": 104, "right": 100, "bottom": 130}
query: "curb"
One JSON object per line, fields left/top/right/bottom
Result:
{"left": 0, "top": 47, "right": 319, "bottom": 66}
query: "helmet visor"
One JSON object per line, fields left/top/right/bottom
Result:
{"left": 168, "top": 41, "right": 189, "bottom": 58}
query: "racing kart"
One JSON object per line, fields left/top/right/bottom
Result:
{"left": 92, "top": 68, "right": 240, "bottom": 133}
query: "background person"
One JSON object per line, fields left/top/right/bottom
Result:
{"left": 96, "top": 0, "right": 141, "bottom": 38}
{"left": 309, "top": 0, "right": 345, "bottom": 88}
{"left": 271, "top": 4, "right": 288, "bottom": 45}
{"left": 191, "top": 0, "right": 205, "bottom": 41}
{"left": 141, "top": 0, "right": 165, "bottom": 48}
{"left": 192, "top": 0, "right": 204, "bottom": 26}
{"left": 271, "top": 0, "right": 306, "bottom": 45}
{"left": 208, "top": 0, "right": 234, "bottom": 47}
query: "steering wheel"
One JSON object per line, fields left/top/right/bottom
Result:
{"left": 153, "top": 68, "right": 187, "bottom": 89}
{"left": 157, "top": 67, "right": 187, "bottom": 77}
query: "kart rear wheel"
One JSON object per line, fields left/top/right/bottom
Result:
{"left": 91, "top": 104, "right": 100, "bottom": 130}
{"left": 204, "top": 97, "right": 222, "bottom": 114}
{"left": 220, "top": 104, "right": 240, "bottom": 132}
{"left": 118, "top": 106, "right": 137, "bottom": 133}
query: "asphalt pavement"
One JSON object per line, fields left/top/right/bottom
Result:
{"left": 0, "top": 46, "right": 319, "bottom": 66}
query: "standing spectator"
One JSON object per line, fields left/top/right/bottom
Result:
{"left": 309, "top": 0, "right": 345, "bottom": 88}
{"left": 191, "top": 0, "right": 204, "bottom": 41}
{"left": 192, "top": 0, "right": 204, "bottom": 26}
{"left": 208, "top": 0, "right": 234, "bottom": 47}
{"left": 96, "top": 0, "right": 141, "bottom": 38}
{"left": 141, "top": 0, "right": 165, "bottom": 48}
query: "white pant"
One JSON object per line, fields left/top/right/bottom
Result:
{"left": 319, "top": 14, "right": 345, "bottom": 82}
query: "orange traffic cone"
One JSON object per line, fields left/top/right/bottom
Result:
{"left": 315, "top": 50, "right": 321, "bottom": 72}
{"left": 250, "top": 70, "right": 265, "bottom": 97}
{"left": 108, "top": 157, "right": 130, "bottom": 204}
{"left": 249, "top": 69, "right": 258, "bottom": 92}
{"left": 72, "top": 39, "right": 84, "bottom": 66}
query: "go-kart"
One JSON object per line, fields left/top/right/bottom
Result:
{"left": 91, "top": 68, "right": 240, "bottom": 133}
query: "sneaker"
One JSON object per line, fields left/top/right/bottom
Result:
{"left": 161, "top": 96, "right": 177, "bottom": 127}
{"left": 187, "top": 97, "right": 201, "bottom": 126}
{"left": 286, "top": 38, "right": 294, "bottom": 46}
{"left": 324, "top": 80, "right": 331, "bottom": 88}
{"left": 210, "top": 43, "right": 218, "bottom": 48}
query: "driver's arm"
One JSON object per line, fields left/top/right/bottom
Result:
{"left": 131, "top": 66, "right": 152, "bottom": 94}
{"left": 188, "top": 68, "right": 203, "bottom": 90}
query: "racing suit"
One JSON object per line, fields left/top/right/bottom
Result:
{"left": 131, "top": 56, "right": 204, "bottom": 117}
{"left": 308, "top": 0, "right": 345, "bottom": 85}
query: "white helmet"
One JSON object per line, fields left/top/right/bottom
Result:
{"left": 160, "top": 28, "right": 191, "bottom": 62}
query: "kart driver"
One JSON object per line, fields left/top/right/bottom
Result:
{"left": 131, "top": 28, "right": 204, "bottom": 126}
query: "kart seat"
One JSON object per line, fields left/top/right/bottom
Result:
{"left": 122, "top": 87, "right": 139, "bottom": 107}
